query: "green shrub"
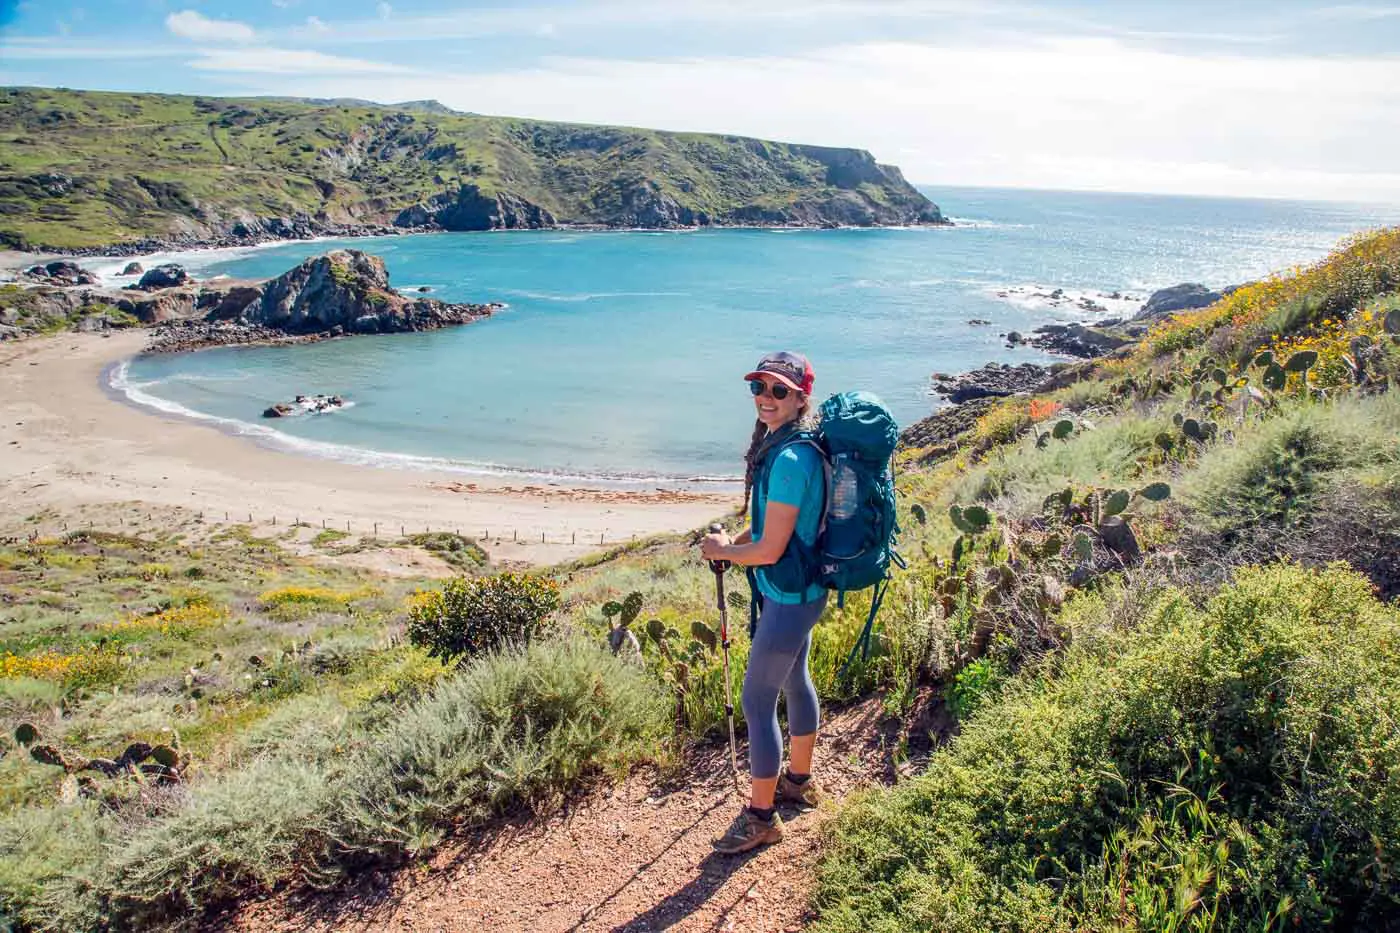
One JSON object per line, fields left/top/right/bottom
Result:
{"left": 945, "top": 657, "right": 1005, "bottom": 721}
{"left": 0, "top": 640, "right": 664, "bottom": 930}
{"left": 813, "top": 563, "right": 1400, "bottom": 932}
{"left": 95, "top": 759, "right": 338, "bottom": 927}
{"left": 331, "top": 637, "right": 669, "bottom": 859}
{"left": 1177, "top": 392, "right": 1400, "bottom": 544}
{"left": 407, "top": 532, "right": 488, "bottom": 570}
{"left": 407, "top": 572, "right": 561, "bottom": 663}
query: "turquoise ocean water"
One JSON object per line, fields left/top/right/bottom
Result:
{"left": 113, "top": 187, "right": 1396, "bottom": 484}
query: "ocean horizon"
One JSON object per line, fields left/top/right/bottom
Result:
{"left": 112, "top": 186, "right": 1397, "bottom": 484}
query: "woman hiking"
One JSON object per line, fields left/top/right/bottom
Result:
{"left": 701, "top": 350, "right": 828, "bottom": 855}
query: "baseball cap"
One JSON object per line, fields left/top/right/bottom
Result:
{"left": 744, "top": 350, "right": 814, "bottom": 395}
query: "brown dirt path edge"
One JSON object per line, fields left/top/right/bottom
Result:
{"left": 215, "top": 691, "right": 952, "bottom": 933}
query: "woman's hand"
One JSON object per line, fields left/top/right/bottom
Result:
{"left": 700, "top": 532, "right": 731, "bottom": 562}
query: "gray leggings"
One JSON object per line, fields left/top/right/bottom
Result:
{"left": 742, "top": 594, "right": 828, "bottom": 780}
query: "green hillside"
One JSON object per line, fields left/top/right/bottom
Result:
{"left": 0, "top": 87, "right": 943, "bottom": 250}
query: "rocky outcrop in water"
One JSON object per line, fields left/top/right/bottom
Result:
{"left": 135, "top": 264, "right": 190, "bottom": 291}
{"left": 1028, "top": 323, "right": 1133, "bottom": 359}
{"left": 237, "top": 250, "right": 498, "bottom": 334}
{"left": 2, "top": 250, "right": 500, "bottom": 348}
{"left": 931, "top": 363, "right": 1052, "bottom": 403}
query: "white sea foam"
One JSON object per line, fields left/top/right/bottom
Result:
{"left": 108, "top": 360, "right": 738, "bottom": 488}
{"left": 85, "top": 234, "right": 374, "bottom": 288}
{"left": 946, "top": 216, "right": 1031, "bottom": 229}
{"left": 981, "top": 283, "right": 1145, "bottom": 319}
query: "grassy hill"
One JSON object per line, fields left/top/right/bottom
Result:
{"left": 2, "top": 230, "right": 1399, "bottom": 930}
{"left": 0, "top": 87, "right": 943, "bottom": 250}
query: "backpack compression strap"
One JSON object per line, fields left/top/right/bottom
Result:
{"left": 745, "top": 429, "right": 826, "bottom": 638}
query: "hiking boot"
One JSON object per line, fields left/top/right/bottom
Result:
{"left": 776, "top": 771, "right": 822, "bottom": 808}
{"left": 711, "top": 807, "right": 783, "bottom": 855}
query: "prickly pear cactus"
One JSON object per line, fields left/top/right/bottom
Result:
{"left": 690, "top": 620, "right": 718, "bottom": 652}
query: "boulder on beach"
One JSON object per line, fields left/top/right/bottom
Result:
{"left": 121, "top": 262, "right": 144, "bottom": 276}
{"left": 137, "top": 263, "right": 190, "bottom": 291}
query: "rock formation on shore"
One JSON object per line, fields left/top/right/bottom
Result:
{"left": 0, "top": 249, "right": 501, "bottom": 350}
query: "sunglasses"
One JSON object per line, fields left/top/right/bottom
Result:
{"left": 749, "top": 379, "right": 793, "bottom": 400}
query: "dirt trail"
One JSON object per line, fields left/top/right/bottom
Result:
{"left": 218, "top": 692, "right": 950, "bottom": 933}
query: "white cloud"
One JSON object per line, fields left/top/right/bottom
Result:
{"left": 377, "top": 2, "right": 393, "bottom": 20}
{"left": 306, "top": 16, "right": 329, "bottom": 33}
{"left": 240, "top": 37, "right": 1400, "bottom": 201}
{"left": 166, "top": 10, "right": 256, "bottom": 42}
{"left": 1310, "top": 4, "right": 1400, "bottom": 20}
{"left": 189, "top": 46, "right": 417, "bottom": 75}
{"left": 0, "top": 38, "right": 189, "bottom": 59}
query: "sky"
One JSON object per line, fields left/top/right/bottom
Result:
{"left": 2, "top": 0, "right": 1400, "bottom": 203}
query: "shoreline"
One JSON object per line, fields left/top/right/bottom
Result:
{"left": 105, "top": 352, "right": 743, "bottom": 489}
{"left": 0, "top": 332, "right": 736, "bottom": 566}
{"left": 0, "top": 218, "right": 955, "bottom": 276}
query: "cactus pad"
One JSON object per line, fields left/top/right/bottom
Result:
{"left": 1284, "top": 350, "right": 1318, "bottom": 374}
{"left": 1138, "top": 482, "right": 1172, "bottom": 502}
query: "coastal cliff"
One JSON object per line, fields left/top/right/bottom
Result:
{"left": 0, "top": 87, "right": 945, "bottom": 251}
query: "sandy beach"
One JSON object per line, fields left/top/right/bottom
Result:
{"left": 0, "top": 331, "right": 735, "bottom": 566}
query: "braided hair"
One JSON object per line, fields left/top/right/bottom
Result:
{"left": 740, "top": 398, "right": 815, "bottom": 515}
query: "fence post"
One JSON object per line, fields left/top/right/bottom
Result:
{"left": 572, "top": 531, "right": 576, "bottom": 544}
{"left": 374, "top": 522, "right": 379, "bottom": 536}
{"left": 346, "top": 520, "right": 351, "bottom": 532}
{"left": 541, "top": 531, "right": 545, "bottom": 543}
{"left": 513, "top": 529, "right": 518, "bottom": 542}
{"left": 600, "top": 531, "right": 604, "bottom": 545}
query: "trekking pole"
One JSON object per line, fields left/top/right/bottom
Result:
{"left": 708, "top": 523, "right": 744, "bottom": 797}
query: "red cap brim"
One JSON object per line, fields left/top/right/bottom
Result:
{"left": 744, "top": 370, "right": 804, "bottom": 392}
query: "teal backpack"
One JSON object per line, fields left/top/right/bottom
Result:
{"left": 746, "top": 391, "right": 903, "bottom": 672}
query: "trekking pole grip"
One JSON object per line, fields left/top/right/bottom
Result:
{"left": 706, "top": 523, "right": 731, "bottom": 573}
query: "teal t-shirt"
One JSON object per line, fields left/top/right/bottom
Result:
{"left": 752, "top": 443, "right": 827, "bottom": 604}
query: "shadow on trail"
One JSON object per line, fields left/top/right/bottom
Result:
{"left": 563, "top": 785, "right": 739, "bottom": 932}
{"left": 603, "top": 848, "right": 765, "bottom": 933}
